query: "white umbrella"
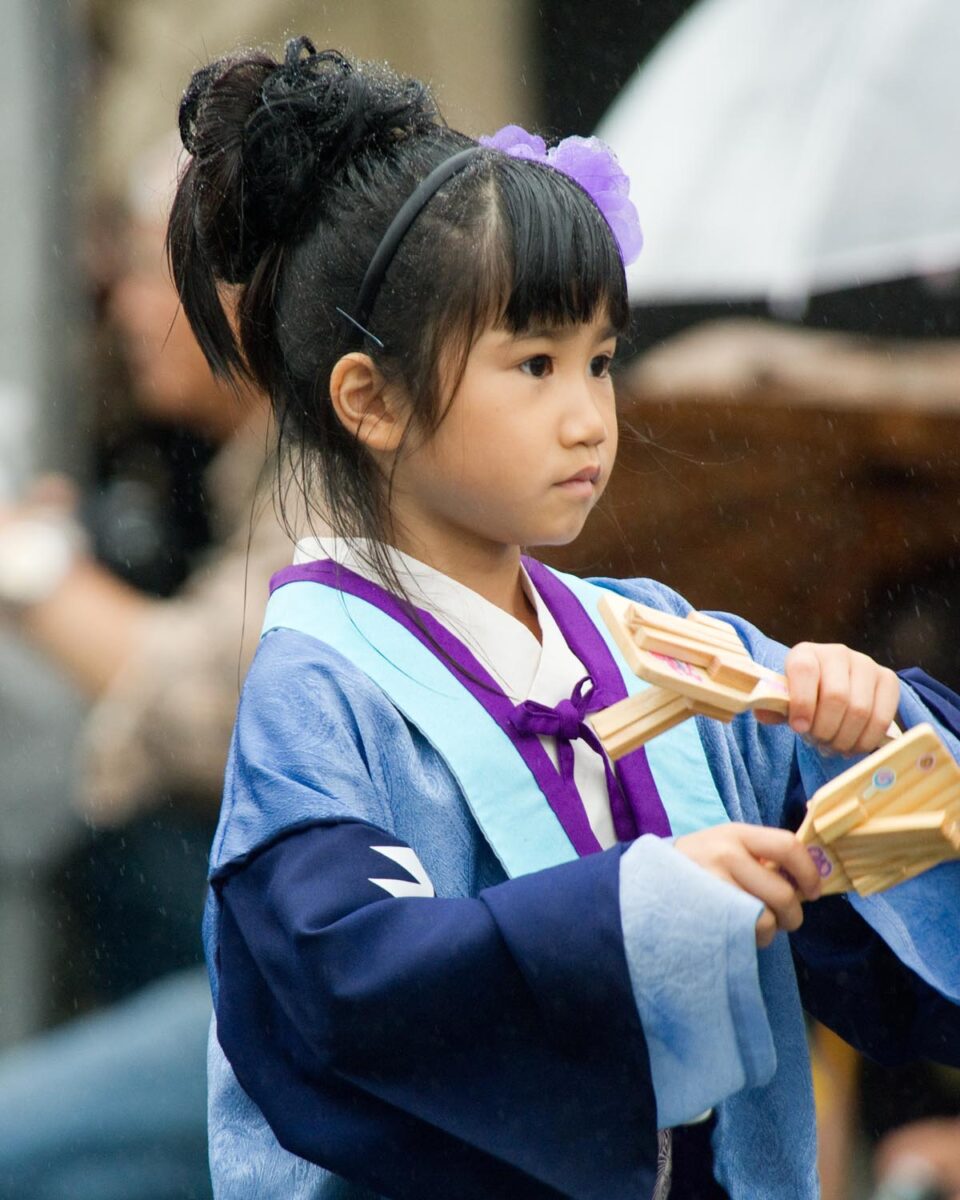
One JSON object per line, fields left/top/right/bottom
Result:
{"left": 598, "top": 0, "right": 960, "bottom": 308}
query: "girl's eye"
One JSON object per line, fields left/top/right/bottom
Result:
{"left": 520, "top": 355, "right": 552, "bottom": 378}
{"left": 590, "top": 354, "right": 613, "bottom": 379}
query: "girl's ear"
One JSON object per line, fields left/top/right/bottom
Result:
{"left": 329, "top": 353, "right": 407, "bottom": 453}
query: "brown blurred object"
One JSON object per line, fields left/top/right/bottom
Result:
{"left": 544, "top": 319, "right": 960, "bottom": 657}
{"left": 86, "top": 0, "right": 534, "bottom": 205}
{"left": 810, "top": 1022, "right": 862, "bottom": 1200}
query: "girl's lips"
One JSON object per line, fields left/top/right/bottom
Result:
{"left": 556, "top": 466, "right": 601, "bottom": 499}
{"left": 557, "top": 466, "right": 601, "bottom": 486}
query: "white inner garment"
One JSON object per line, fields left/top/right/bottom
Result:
{"left": 295, "top": 536, "right": 617, "bottom": 849}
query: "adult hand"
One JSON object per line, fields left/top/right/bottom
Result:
{"left": 0, "top": 474, "right": 149, "bottom": 697}
{"left": 0, "top": 475, "right": 87, "bottom": 613}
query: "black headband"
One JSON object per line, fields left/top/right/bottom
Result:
{"left": 337, "top": 146, "right": 480, "bottom": 351}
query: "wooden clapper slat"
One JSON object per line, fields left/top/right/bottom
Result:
{"left": 590, "top": 594, "right": 794, "bottom": 759}
{"left": 591, "top": 594, "right": 897, "bottom": 758}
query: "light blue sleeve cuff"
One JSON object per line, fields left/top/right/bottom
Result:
{"left": 618, "top": 836, "right": 777, "bottom": 1129}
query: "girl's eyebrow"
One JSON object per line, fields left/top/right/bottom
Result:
{"left": 506, "top": 325, "right": 557, "bottom": 342}
{"left": 513, "top": 324, "right": 619, "bottom": 343}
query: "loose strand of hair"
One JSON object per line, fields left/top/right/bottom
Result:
{"left": 166, "top": 172, "right": 247, "bottom": 384}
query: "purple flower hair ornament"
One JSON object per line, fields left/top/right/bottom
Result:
{"left": 478, "top": 124, "right": 643, "bottom": 265}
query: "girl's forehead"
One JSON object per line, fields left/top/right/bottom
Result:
{"left": 488, "top": 311, "right": 619, "bottom": 343}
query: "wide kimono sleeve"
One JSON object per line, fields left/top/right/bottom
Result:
{"left": 210, "top": 629, "right": 670, "bottom": 1200}
{"left": 686, "top": 599, "right": 960, "bottom": 1069}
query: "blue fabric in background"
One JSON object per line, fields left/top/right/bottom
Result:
{"left": 0, "top": 969, "right": 212, "bottom": 1200}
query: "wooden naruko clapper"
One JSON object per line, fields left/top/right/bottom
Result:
{"left": 589, "top": 595, "right": 960, "bottom": 896}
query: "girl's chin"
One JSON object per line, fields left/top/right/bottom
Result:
{"left": 523, "top": 522, "right": 592, "bottom": 550}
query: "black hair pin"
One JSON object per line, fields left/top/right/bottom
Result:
{"left": 335, "top": 307, "right": 385, "bottom": 350}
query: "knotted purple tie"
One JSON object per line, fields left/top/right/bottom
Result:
{"left": 509, "top": 676, "right": 638, "bottom": 842}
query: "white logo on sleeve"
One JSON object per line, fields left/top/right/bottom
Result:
{"left": 368, "top": 845, "right": 436, "bottom": 898}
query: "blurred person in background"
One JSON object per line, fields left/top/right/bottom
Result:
{"left": 873, "top": 1113, "right": 960, "bottom": 1199}
{"left": 0, "top": 136, "right": 293, "bottom": 1200}
{"left": 0, "top": 4, "right": 529, "bottom": 1194}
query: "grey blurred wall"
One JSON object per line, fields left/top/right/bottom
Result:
{"left": 0, "top": 0, "right": 86, "bottom": 1045}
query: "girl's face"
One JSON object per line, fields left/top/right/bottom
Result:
{"left": 388, "top": 311, "right": 618, "bottom": 568}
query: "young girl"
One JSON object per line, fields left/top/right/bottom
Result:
{"left": 169, "top": 38, "right": 960, "bottom": 1200}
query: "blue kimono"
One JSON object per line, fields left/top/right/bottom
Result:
{"left": 205, "top": 559, "right": 960, "bottom": 1199}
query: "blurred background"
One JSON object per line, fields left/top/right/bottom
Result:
{"left": 0, "top": 1, "right": 958, "bottom": 1197}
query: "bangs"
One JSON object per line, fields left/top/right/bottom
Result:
{"left": 486, "top": 157, "right": 630, "bottom": 335}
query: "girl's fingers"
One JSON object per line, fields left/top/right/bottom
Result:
{"left": 828, "top": 651, "right": 878, "bottom": 754}
{"left": 784, "top": 643, "right": 900, "bottom": 755}
{"left": 735, "top": 824, "right": 823, "bottom": 901}
{"left": 727, "top": 852, "right": 805, "bottom": 932}
{"left": 806, "top": 647, "right": 852, "bottom": 746}
{"left": 852, "top": 665, "right": 901, "bottom": 754}
{"left": 674, "top": 823, "right": 823, "bottom": 947}
{"left": 783, "top": 643, "right": 821, "bottom": 735}
{"left": 755, "top": 907, "right": 778, "bottom": 948}
{"left": 676, "top": 824, "right": 821, "bottom": 900}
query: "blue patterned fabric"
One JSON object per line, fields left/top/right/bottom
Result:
{"left": 205, "top": 572, "right": 960, "bottom": 1199}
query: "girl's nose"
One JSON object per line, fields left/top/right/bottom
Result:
{"left": 560, "top": 383, "right": 609, "bottom": 447}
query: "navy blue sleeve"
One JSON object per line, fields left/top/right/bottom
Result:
{"left": 899, "top": 667, "right": 960, "bottom": 733}
{"left": 790, "top": 891, "right": 960, "bottom": 1067}
{"left": 783, "top": 750, "right": 960, "bottom": 1068}
{"left": 212, "top": 820, "right": 658, "bottom": 1200}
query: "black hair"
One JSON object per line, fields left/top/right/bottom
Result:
{"left": 167, "top": 37, "right": 629, "bottom": 596}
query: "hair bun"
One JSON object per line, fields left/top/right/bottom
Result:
{"left": 175, "top": 38, "right": 437, "bottom": 283}
{"left": 252, "top": 36, "right": 436, "bottom": 165}
{"left": 178, "top": 61, "right": 222, "bottom": 156}
{"left": 243, "top": 40, "right": 437, "bottom": 227}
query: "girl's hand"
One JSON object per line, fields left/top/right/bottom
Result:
{"left": 674, "top": 823, "right": 822, "bottom": 947}
{"left": 759, "top": 642, "right": 900, "bottom": 757}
